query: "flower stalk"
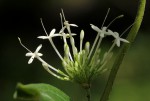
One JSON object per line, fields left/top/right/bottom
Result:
{"left": 100, "top": 0, "right": 146, "bottom": 101}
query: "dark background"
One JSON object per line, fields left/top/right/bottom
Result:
{"left": 0, "top": 0, "right": 150, "bottom": 101}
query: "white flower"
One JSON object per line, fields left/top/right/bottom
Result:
{"left": 64, "top": 21, "right": 78, "bottom": 27}
{"left": 26, "top": 44, "right": 43, "bottom": 64}
{"left": 61, "top": 9, "right": 78, "bottom": 34}
{"left": 90, "top": 24, "right": 111, "bottom": 38}
{"left": 37, "top": 29, "right": 61, "bottom": 39}
{"left": 108, "top": 30, "right": 129, "bottom": 47}
{"left": 114, "top": 32, "right": 129, "bottom": 47}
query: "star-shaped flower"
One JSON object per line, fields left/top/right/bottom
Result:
{"left": 61, "top": 9, "right": 78, "bottom": 34}
{"left": 108, "top": 30, "right": 129, "bottom": 47}
{"left": 64, "top": 21, "right": 78, "bottom": 27}
{"left": 26, "top": 44, "right": 43, "bottom": 64}
{"left": 37, "top": 29, "right": 61, "bottom": 39}
{"left": 90, "top": 24, "right": 111, "bottom": 38}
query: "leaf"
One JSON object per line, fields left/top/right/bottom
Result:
{"left": 13, "top": 83, "right": 70, "bottom": 101}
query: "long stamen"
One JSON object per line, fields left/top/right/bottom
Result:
{"left": 61, "top": 9, "right": 66, "bottom": 21}
{"left": 40, "top": 18, "right": 48, "bottom": 36}
{"left": 18, "top": 37, "right": 32, "bottom": 52}
{"left": 101, "top": 8, "right": 110, "bottom": 28}
{"left": 120, "top": 22, "right": 135, "bottom": 37}
{"left": 107, "top": 15, "right": 124, "bottom": 28}
{"left": 60, "top": 13, "right": 63, "bottom": 28}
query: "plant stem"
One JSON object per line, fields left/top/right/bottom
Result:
{"left": 86, "top": 87, "right": 91, "bottom": 101}
{"left": 100, "top": 0, "right": 146, "bottom": 101}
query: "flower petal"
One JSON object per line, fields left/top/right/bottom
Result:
{"left": 37, "top": 53, "right": 43, "bottom": 56}
{"left": 35, "top": 44, "right": 42, "bottom": 53}
{"left": 37, "top": 36, "right": 49, "bottom": 39}
{"left": 69, "top": 24, "right": 78, "bottom": 27}
{"left": 90, "top": 24, "right": 101, "bottom": 32}
{"left": 52, "top": 34, "right": 62, "bottom": 37}
{"left": 107, "top": 30, "right": 115, "bottom": 36}
{"left": 70, "top": 33, "right": 77, "bottom": 36}
{"left": 50, "top": 29, "right": 56, "bottom": 37}
{"left": 116, "top": 39, "right": 120, "bottom": 47}
{"left": 120, "top": 38, "right": 129, "bottom": 43}
{"left": 114, "top": 32, "right": 119, "bottom": 38}
{"left": 28, "top": 55, "right": 35, "bottom": 64}
{"left": 26, "top": 52, "right": 33, "bottom": 56}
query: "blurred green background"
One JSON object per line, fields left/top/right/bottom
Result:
{"left": 0, "top": 0, "right": 150, "bottom": 101}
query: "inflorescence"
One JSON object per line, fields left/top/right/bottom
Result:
{"left": 18, "top": 9, "right": 129, "bottom": 86}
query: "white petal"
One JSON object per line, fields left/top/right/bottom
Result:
{"left": 28, "top": 56, "right": 35, "bottom": 64}
{"left": 107, "top": 30, "right": 115, "bottom": 36}
{"left": 35, "top": 44, "right": 42, "bottom": 53}
{"left": 90, "top": 24, "right": 101, "bottom": 32}
{"left": 71, "top": 33, "right": 77, "bottom": 36}
{"left": 50, "top": 29, "right": 56, "bottom": 37}
{"left": 52, "top": 34, "right": 62, "bottom": 37}
{"left": 114, "top": 32, "right": 119, "bottom": 38}
{"left": 116, "top": 39, "right": 120, "bottom": 47}
{"left": 37, "top": 53, "right": 43, "bottom": 56}
{"left": 26, "top": 52, "right": 33, "bottom": 56}
{"left": 69, "top": 24, "right": 78, "bottom": 27}
{"left": 120, "top": 38, "right": 129, "bottom": 43}
{"left": 37, "top": 36, "right": 49, "bottom": 39}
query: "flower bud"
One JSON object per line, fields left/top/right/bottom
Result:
{"left": 64, "top": 44, "right": 69, "bottom": 59}
{"left": 85, "top": 42, "right": 90, "bottom": 54}
{"left": 80, "top": 30, "right": 84, "bottom": 41}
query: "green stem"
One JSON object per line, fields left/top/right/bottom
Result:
{"left": 100, "top": 0, "right": 146, "bottom": 101}
{"left": 86, "top": 87, "right": 91, "bottom": 101}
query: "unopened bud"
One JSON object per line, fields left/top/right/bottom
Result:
{"left": 64, "top": 44, "right": 69, "bottom": 58}
{"left": 85, "top": 42, "right": 90, "bottom": 54}
{"left": 80, "top": 30, "right": 84, "bottom": 40}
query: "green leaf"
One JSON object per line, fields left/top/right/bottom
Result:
{"left": 13, "top": 83, "right": 70, "bottom": 101}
